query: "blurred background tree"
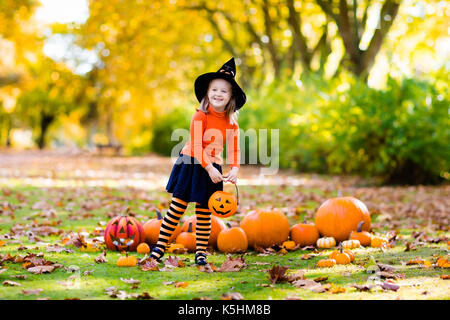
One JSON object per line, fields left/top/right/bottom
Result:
{"left": 0, "top": 0, "right": 448, "bottom": 184}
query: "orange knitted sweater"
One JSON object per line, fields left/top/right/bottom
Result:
{"left": 180, "top": 107, "right": 240, "bottom": 168}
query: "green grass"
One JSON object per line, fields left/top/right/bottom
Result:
{"left": 1, "top": 184, "right": 449, "bottom": 300}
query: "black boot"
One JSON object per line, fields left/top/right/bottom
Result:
{"left": 150, "top": 247, "right": 164, "bottom": 261}
{"left": 195, "top": 252, "right": 207, "bottom": 266}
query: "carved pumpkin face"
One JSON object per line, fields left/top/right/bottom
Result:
{"left": 104, "top": 216, "right": 145, "bottom": 251}
{"left": 208, "top": 191, "right": 237, "bottom": 218}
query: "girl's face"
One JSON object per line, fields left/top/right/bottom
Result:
{"left": 207, "top": 78, "right": 232, "bottom": 111}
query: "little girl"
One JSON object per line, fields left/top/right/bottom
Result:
{"left": 150, "top": 58, "right": 246, "bottom": 265}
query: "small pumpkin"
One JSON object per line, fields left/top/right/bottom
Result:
{"left": 208, "top": 185, "right": 238, "bottom": 218}
{"left": 330, "top": 244, "right": 351, "bottom": 265}
{"left": 217, "top": 223, "right": 248, "bottom": 253}
{"left": 289, "top": 222, "right": 320, "bottom": 247}
{"left": 330, "top": 246, "right": 355, "bottom": 262}
{"left": 317, "top": 259, "right": 336, "bottom": 268}
{"left": 282, "top": 240, "right": 296, "bottom": 251}
{"left": 143, "top": 209, "right": 181, "bottom": 245}
{"left": 240, "top": 209, "right": 290, "bottom": 248}
{"left": 136, "top": 242, "right": 150, "bottom": 254}
{"left": 316, "top": 237, "right": 336, "bottom": 249}
{"left": 166, "top": 243, "right": 186, "bottom": 254}
{"left": 176, "top": 222, "right": 196, "bottom": 252}
{"left": 371, "top": 236, "right": 389, "bottom": 248}
{"left": 341, "top": 239, "right": 361, "bottom": 249}
{"left": 117, "top": 254, "right": 138, "bottom": 267}
{"left": 349, "top": 221, "right": 372, "bottom": 246}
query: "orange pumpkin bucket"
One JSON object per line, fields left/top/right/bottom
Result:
{"left": 208, "top": 184, "right": 239, "bottom": 218}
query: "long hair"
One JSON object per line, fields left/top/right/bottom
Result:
{"left": 198, "top": 94, "right": 239, "bottom": 125}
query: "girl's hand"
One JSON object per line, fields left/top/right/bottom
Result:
{"left": 223, "top": 167, "right": 239, "bottom": 184}
{"left": 205, "top": 164, "right": 224, "bottom": 184}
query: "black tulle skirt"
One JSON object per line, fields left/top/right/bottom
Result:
{"left": 166, "top": 154, "right": 223, "bottom": 205}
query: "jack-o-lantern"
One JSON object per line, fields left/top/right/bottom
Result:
{"left": 104, "top": 216, "right": 145, "bottom": 252}
{"left": 208, "top": 185, "right": 239, "bottom": 218}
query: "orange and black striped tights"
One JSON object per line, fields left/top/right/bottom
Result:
{"left": 150, "top": 197, "right": 210, "bottom": 264}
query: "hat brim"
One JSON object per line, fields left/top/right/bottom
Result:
{"left": 194, "top": 72, "right": 246, "bottom": 110}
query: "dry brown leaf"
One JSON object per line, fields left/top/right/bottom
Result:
{"left": 27, "top": 265, "right": 56, "bottom": 274}
{"left": 197, "top": 263, "right": 217, "bottom": 273}
{"left": 218, "top": 256, "right": 247, "bottom": 272}
{"left": 268, "top": 265, "right": 290, "bottom": 284}
{"left": 221, "top": 292, "right": 244, "bottom": 300}
{"left": 351, "top": 284, "right": 375, "bottom": 292}
{"left": 140, "top": 258, "right": 159, "bottom": 271}
{"left": 380, "top": 281, "right": 400, "bottom": 291}
{"left": 22, "top": 289, "right": 43, "bottom": 295}
{"left": 94, "top": 252, "right": 107, "bottom": 264}
{"left": 291, "top": 279, "right": 325, "bottom": 293}
{"left": 2, "top": 280, "right": 21, "bottom": 286}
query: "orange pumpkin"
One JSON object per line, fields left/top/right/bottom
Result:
{"left": 314, "top": 196, "right": 371, "bottom": 242}
{"left": 282, "top": 241, "right": 296, "bottom": 250}
{"left": 349, "top": 221, "right": 372, "bottom": 246}
{"left": 330, "top": 245, "right": 352, "bottom": 265}
{"left": 143, "top": 209, "right": 181, "bottom": 245}
{"left": 290, "top": 223, "right": 320, "bottom": 247}
{"left": 330, "top": 248, "right": 355, "bottom": 262}
{"left": 176, "top": 222, "right": 196, "bottom": 252}
{"left": 317, "top": 259, "right": 336, "bottom": 268}
{"left": 217, "top": 223, "right": 248, "bottom": 253}
{"left": 104, "top": 216, "right": 145, "bottom": 252}
{"left": 117, "top": 254, "right": 138, "bottom": 267}
{"left": 240, "top": 209, "right": 290, "bottom": 249}
{"left": 180, "top": 215, "right": 225, "bottom": 248}
{"left": 371, "top": 236, "right": 388, "bottom": 248}
{"left": 208, "top": 185, "right": 238, "bottom": 218}
{"left": 136, "top": 242, "right": 150, "bottom": 254}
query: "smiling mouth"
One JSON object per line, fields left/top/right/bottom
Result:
{"left": 212, "top": 207, "right": 231, "bottom": 216}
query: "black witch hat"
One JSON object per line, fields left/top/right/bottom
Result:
{"left": 194, "top": 58, "right": 246, "bottom": 110}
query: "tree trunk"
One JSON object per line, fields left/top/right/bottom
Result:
{"left": 37, "top": 114, "right": 54, "bottom": 149}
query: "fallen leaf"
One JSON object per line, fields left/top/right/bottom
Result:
{"left": 140, "top": 258, "right": 159, "bottom": 271}
{"left": 287, "top": 270, "right": 305, "bottom": 282}
{"left": 27, "top": 265, "right": 56, "bottom": 274}
{"left": 377, "top": 263, "right": 395, "bottom": 272}
{"left": 164, "top": 256, "right": 185, "bottom": 268}
{"left": 94, "top": 251, "right": 107, "bottom": 264}
{"left": 121, "top": 278, "right": 140, "bottom": 285}
{"left": 174, "top": 282, "right": 189, "bottom": 288}
{"left": 268, "top": 265, "right": 290, "bottom": 284}
{"left": 351, "top": 284, "right": 375, "bottom": 292}
{"left": 291, "top": 279, "right": 325, "bottom": 293}
{"left": 313, "top": 276, "right": 328, "bottom": 282}
{"left": 218, "top": 256, "right": 247, "bottom": 272}
{"left": 221, "top": 292, "right": 244, "bottom": 300}
{"left": 2, "top": 280, "right": 21, "bottom": 286}
{"left": 197, "top": 263, "right": 216, "bottom": 273}
{"left": 46, "top": 245, "right": 74, "bottom": 254}
{"left": 22, "top": 289, "right": 43, "bottom": 295}
{"left": 380, "top": 281, "right": 400, "bottom": 291}
{"left": 330, "top": 286, "right": 346, "bottom": 294}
